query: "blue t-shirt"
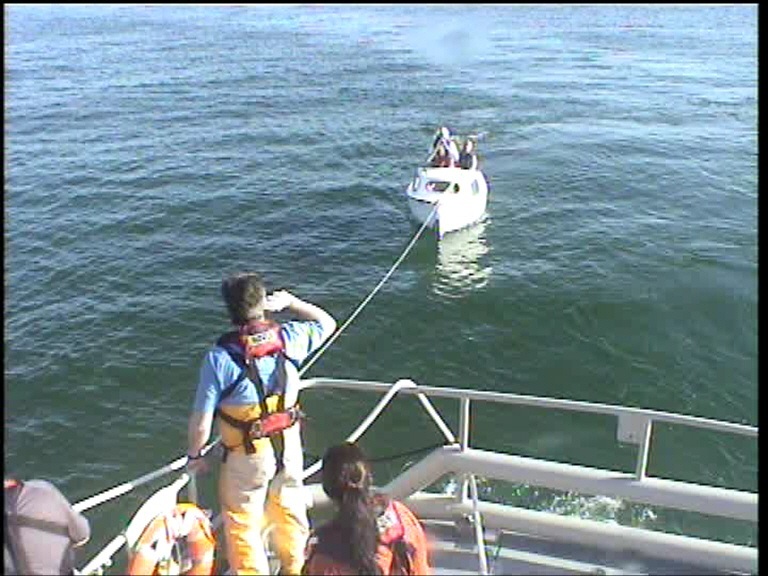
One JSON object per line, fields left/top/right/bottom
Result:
{"left": 193, "top": 320, "right": 329, "bottom": 413}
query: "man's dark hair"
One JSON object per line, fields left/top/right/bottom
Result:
{"left": 220, "top": 273, "right": 266, "bottom": 325}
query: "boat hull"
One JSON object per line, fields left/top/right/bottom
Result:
{"left": 405, "top": 167, "right": 488, "bottom": 238}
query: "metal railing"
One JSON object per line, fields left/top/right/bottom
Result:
{"left": 298, "top": 377, "right": 757, "bottom": 480}
{"left": 75, "top": 377, "right": 758, "bottom": 575}
{"left": 300, "top": 377, "right": 757, "bottom": 574}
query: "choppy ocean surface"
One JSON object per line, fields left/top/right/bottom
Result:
{"left": 5, "top": 3, "right": 757, "bottom": 564}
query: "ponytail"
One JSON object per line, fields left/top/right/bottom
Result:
{"left": 337, "top": 490, "right": 382, "bottom": 575}
{"left": 321, "top": 443, "right": 383, "bottom": 575}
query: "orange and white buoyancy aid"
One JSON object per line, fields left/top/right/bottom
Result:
{"left": 372, "top": 495, "right": 431, "bottom": 575}
{"left": 214, "top": 320, "right": 303, "bottom": 464}
{"left": 127, "top": 503, "right": 216, "bottom": 576}
{"left": 302, "top": 495, "right": 432, "bottom": 575}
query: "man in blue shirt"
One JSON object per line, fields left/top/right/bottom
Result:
{"left": 186, "top": 272, "right": 336, "bottom": 575}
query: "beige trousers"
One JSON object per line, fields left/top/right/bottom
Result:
{"left": 219, "top": 423, "right": 308, "bottom": 575}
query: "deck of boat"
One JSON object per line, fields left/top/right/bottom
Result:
{"left": 74, "top": 377, "right": 757, "bottom": 576}
{"left": 423, "top": 519, "right": 743, "bottom": 575}
{"left": 300, "top": 479, "right": 754, "bottom": 576}
{"left": 298, "top": 378, "right": 756, "bottom": 576}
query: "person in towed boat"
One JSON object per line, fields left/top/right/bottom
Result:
{"left": 301, "top": 442, "right": 432, "bottom": 576}
{"left": 458, "top": 138, "right": 478, "bottom": 170}
{"left": 430, "top": 126, "right": 450, "bottom": 152}
{"left": 186, "top": 272, "right": 337, "bottom": 575}
{"left": 430, "top": 141, "right": 449, "bottom": 168}
{"left": 4, "top": 478, "right": 91, "bottom": 575}
{"left": 428, "top": 126, "right": 460, "bottom": 167}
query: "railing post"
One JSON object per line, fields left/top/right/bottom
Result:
{"left": 416, "top": 393, "right": 457, "bottom": 444}
{"left": 635, "top": 420, "right": 653, "bottom": 479}
{"left": 469, "top": 474, "right": 489, "bottom": 575}
{"left": 459, "top": 397, "right": 471, "bottom": 504}
{"left": 459, "top": 397, "right": 471, "bottom": 450}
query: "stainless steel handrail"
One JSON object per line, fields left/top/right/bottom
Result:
{"left": 298, "top": 378, "right": 757, "bottom": 438}
{"left": 75, "top": 377, "right": 757, "bottom": 575}
{"left": 300, "top": 377, "right": 757, "bottom": 486}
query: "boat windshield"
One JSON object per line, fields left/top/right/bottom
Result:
{"left": 425, "top": 180, "right": 451, "bottom": 193}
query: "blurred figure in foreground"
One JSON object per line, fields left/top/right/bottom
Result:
{"left": 4, "top": 478, "right": 91, "bottom": 575}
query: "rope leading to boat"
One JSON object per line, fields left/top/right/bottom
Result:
{"left": 298, "top": 198, "right": 441, "bottom": 378}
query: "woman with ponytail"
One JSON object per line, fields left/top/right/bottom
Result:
{"left": 302, "top": 442, "right": 431, "bottom": 575}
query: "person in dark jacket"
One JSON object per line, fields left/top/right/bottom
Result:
{"left": 458, "top": 138, "right": 478, "bottom": 170}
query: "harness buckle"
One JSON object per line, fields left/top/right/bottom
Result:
{"left": 247, "top": 419, "right": 265, "bottom": 440}
{"left": 246, "top": 406, "right": 303, "bottom": 441}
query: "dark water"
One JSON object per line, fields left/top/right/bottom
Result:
{"left": 5, "top": 4, "right": 757, "bottom": 562}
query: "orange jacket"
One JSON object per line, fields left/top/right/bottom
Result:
{"left": 303, "top": 498, "right": 431, "bottom": 575}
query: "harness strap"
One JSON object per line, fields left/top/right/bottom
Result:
{"left": 243, "top": 360, "right": 286, "bottom": 470}
{"left": 4, "top": 511, "right": 27, "bottom": 576}
{"left": 216, "top": 336, "right": 292, "bottom": 471}
{"left": 219, "top": 368, "right": 248, "bottom": 403}
{"left": 390, "top": 538, "right": 415, "bottom": 575}
{"left": 246, "top": 360, "right": 274, "bottom": 433}
{"left": 217, "top": 406, "right": 302, "bottom": 451}
{"left": 6, "top": 514, "right": 71, "bottom": 537}
{"left": 260, "top": 405, "right": 303, "bottom": 436}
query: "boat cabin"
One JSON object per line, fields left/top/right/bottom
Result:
{"left": 410, "top": 167, "right": 484, "bottom": 198}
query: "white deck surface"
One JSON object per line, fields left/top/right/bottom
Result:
{"left": 424, "top": 519, "right": 746, "bottom": 575}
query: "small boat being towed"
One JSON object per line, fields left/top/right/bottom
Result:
{"left": 406, "top": 166, "right": 489, "bottom": 238}
{"left": 406, "top": 136, "right": 489, "bottom": 238}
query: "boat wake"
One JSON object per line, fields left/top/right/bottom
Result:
{"left": 432, "top": 218, "right": 492, "bottom": 298}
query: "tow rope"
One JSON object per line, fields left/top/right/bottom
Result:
{"left": 298, "top": 198, "right": 442, "bottom": 378}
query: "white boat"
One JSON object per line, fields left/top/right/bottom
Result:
{"left": 406, "top": 166, "right": 489, "bottom": 238}
{"left": 73, "top": 376, "right": 757, "bottom": 576}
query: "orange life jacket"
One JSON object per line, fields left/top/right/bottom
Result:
{"left": 303, "top": 496, "right": 431, "bottom": 575}
{"left": 215, "top": 320, "right": 303, "bottom": 466}
{"left": 127, "top": 503, "right": 215, "bottom": 576}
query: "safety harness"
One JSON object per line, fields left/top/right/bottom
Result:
{"left": 215, "top": 320, "right": 304, "bottom": 469}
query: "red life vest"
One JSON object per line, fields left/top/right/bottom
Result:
{"left": 304, "top": 496, "right": 430, "bottom": 575}
{"left": 238, "top": 319, "right": 284, "bottom": 360}
{"left": 215, "top": 320, "right": 301, "bottom": 465}
{"left": 215, "top": 320, "right": 286, "bottom": 398}
{"left": 373, "top": 495, "right": 415, "bottom": 575}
